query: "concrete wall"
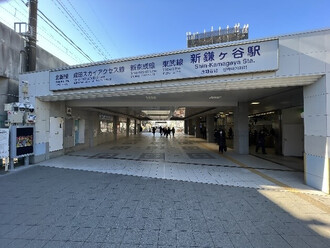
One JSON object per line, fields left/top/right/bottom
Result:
{"left": 282, "top": 107, "right": 304, "bottom": 156}
{"left": 304, "top": 75, "right": 330, "bottom": 193}
{"left": 297, "top": 30, "right": 330, "bottom": 193}
{"left": 276, "top": 30, "right": 330, "bottom": 193}
{"left": 0, "top": 22, "right": 68, "bottom": 127}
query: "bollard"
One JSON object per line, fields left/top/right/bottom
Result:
{"left": 24, "top": 156, "right": 29, "bottom": 166}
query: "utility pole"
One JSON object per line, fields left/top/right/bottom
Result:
{"left": 27, "top": 0, "right": 38, "bottom": 72}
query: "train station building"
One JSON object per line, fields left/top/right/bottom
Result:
{"left": 18, "top": 28, "right": 330, "bottom": 193}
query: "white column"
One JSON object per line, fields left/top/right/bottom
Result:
{"left": 304, "top": 75, "right": 330, "bottom": 193}
{"left": 188, "top": 119, "right": 194, "bottom": 135}
{"left": 126, "top": 118, "right": 130, "bottom": 137}
{"left": 234, "top": 102, "right": 249, "bottom": 154}
{"left": 134, "top": 119, "right": 137, "bottom": 135}
{"left": 184, "top": 120, "right": 188, "bottom": 134}
{"left": 195, "top": 117, "right": 202, "bottom": 138}
{"left": 113, "top": 116, "right": 118, "bottom": 141}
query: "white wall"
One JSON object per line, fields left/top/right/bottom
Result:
{"left": 304, "top": 75, "right": 330, "bottom": 193}
{"left": 278, "top": 30, "right": 330, "bottom": 193}
{"left": 282, "top": 107, "right": 304, "bottom": 156}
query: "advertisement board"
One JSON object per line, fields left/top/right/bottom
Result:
{"left": 50, "top": 39, "right": 279, "bottom": 91}
{"left": 10, "top": 126, "right": 34, "bottom": 158}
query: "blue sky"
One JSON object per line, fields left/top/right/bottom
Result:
{"left": 1, "top": 0, "right": 330, "bottom": 65}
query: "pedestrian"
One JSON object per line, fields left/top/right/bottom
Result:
{"left": 164, "top": 127, "right": 168, "bottom": 138}
{"left": 160, "top": 126, "right": 163, "bottom": 136}
{"left": 255, "top": 130, "right": 266, "bottom": 154}
{"left": 171, "top": 127, "right": 175, "bottom": 137}
{"left": 168, "top": 127, "right": 171, "bottom": 137}
{"left": 152, "top": 127, "right": 156, "bottom": 136}
{"left": 217, "top": 129, "right": 227, "bottom": 153}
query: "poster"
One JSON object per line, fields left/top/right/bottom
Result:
{"left": 16, "top": 127, "right": 34, "bottom": 156}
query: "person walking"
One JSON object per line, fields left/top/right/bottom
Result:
{"left": 167, "top": 127, "right": 171, "bottom": 137}
{"left": 255, "top": 130, "right": 267, "bottom": 154}
{"left": 171, "top": 127, "right": 175, "bottom": 137}
{"left": 165, "top": 127, "right": 169, "bottom": 138}
{"left": 217, "top": 129, "right": 227, "bottom": 153}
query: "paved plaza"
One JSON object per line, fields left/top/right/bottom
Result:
{"left": 0, "top": 133, "right": 329, "bottom": 247}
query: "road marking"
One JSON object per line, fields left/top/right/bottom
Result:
{"left": 223, "top": 154, "right": 330, "bottom": 214}
{"left": 200, "top": 142, "right": 330, "bottom": 214}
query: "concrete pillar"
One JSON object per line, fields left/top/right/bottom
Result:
{"left": 134, "top": 119, "right": 137, "bottom": 135}
{"left": 184, "top": 120, "right": 188, "bottom": 134}
{"left": 234, "top": 102, "right": 249, "bottom": 154}
{"left": 206, "top": 114, "right": 215, "bottom": 143}
{"left": 113, "top": 116, "right": 118, "bottom": 140}
{"left": 304, "top": 75, "right": 330, "bottom": 193}
{"left": 126, "top": 118, "right": 130, "bottom": 137}
{"left": 195, "top": 117, "right": 202, "bottom": 138}
{"left": 89, "top": 118, "right": 94, "bottom": 148}
{"left": 188, "top": 119, "right": 194, "bottom": 135}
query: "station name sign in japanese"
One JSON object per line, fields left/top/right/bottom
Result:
{"left": 50, "top": 39, "right": 278, "bottom": 91}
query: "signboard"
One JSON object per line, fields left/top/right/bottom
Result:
{"left": 50, "top": 39, "right": 278, "bottom": 91}
{"left": 10, "top": 126, "right": 34, "bottom": 157}
{"left": 0, "top": 129, "right": 9, "bottom": 158}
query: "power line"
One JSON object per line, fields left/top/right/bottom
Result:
{"left": 1, "top": 1, "right": 90, "bottom": 64}
{"left": 4, "top": 0, "right": 111, "bottom": 64}
{"left": 14, "top": 0, "right": 84, "bottom": 64}
{"left": 66, "top": 0, "right": 111, "bottom": 59}
{"left": 37, "top": 8, "right": 94, "bottom": 63}
{"left": 17, "top": 0, "right": 93, "bottom": 63}
{"left": 51, "top": 0, "right": 108, "bottom": 60}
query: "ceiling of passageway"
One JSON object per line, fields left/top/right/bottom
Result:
{"left": 40, "top": 74, "right": 321, "bottom": 120}
{"left": 66, "top": 86, "right": 304, "bottom": 120}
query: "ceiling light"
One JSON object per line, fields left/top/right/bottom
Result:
{"left": 251, "top": 101, "right": 260, "bottom": 105}
{"left": 209, "top": 96, "right": 222, "bottom": 100}
{"left": 145, "top": 96, "right": 157, "bottom": 100}
{"left": 142, "top": 110, "right": 170, "bottom": 115}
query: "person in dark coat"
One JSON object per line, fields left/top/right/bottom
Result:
{"left": 255, "top": 130, "right": 266, "bottom": 154}
{"left": 167, "top": 127, "right": 171, "bottom": 137}
{"left": 217, "top": 129, "right": 227, "bottom": 153}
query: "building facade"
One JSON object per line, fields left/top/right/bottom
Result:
{"left": 17, "top": 29, "right": 330, "bottom": 193}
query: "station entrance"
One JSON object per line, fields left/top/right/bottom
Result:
{"left": 17, "top": 29, "right": 330, "bottom": 193}
{"left": 52, "top": 84, "right": 305, "bottom": 173}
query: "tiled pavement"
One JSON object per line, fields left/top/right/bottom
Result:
{"left": 0, "top": 133, "right": 329, "bottom": 247}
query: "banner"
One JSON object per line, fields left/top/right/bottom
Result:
{"left": 50, "top": 39, "right": 278, "bottom": 91}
